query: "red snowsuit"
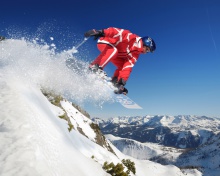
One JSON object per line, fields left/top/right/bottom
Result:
{"left": 90, "top": 27, "right": 144, "bottom": 83}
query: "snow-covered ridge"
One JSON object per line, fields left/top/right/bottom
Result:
{"left": 61, "top": 99, "right": 96, "bottom": 141}
{"left": 106, "top": 134, "right": 184, "bottom": 161}
{"left": 42, "top": 91, "right": 115, "bottom": 153}
{"left": 176, "top": 133, "right": 220, "bottom": 176}
{"left": 96, "top": 115, "right": 220, "bottom": 132}
{"left": 94, "top": 115, "right": 220, "bottom": 149}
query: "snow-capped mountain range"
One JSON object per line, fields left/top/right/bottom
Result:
{"left": 175, "top": 132, "right": 220, "bottom": 176}
{"left": 0, "top": 38, "right": 202, "bottom": 176}
{"left": 93, "top": 116, "right": 220, "bottom": 175}
{"left": 105, "top": 130, "right": 220, "bottom": 176}
{"left": 93, "top": 115, "right": 220, "bottom": 149}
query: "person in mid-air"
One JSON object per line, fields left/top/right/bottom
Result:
{"left": 84, "top": 27, "right": 156, "bottom": 95}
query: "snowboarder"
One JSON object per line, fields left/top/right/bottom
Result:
{"left": 84, "top": 27, "right": 156, "bottom": 95}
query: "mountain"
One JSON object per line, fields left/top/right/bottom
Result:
{"left": 0, "top": 38, "right": 202, "bottom": 176}
{"left": 93, "top": 115, "right": 220, "bottom": 149}
{"left": 94, "top": 116, "right": 220, "bottom": 175}
{"left": 148, "top": 132, "right": 220, "bottom": 175}
{"left": 105, "top": 132, "right": 220, "bottom": 176}
{"left": 175, "top": 132, "right": 220, "bottom": 176}
{"left": 105, "top": 134, "right": 184, "bottom": 161}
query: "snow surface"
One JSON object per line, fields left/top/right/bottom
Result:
{"left": 106, "top": 134, "right": 164, "bottom": 160}
{"left": 0, "top": 38, "right": 202, "bottom": 176}
{"left": 0, "top": 76, "right": 111, "bottom": 176}
{"left": 60, "top": 100, "right": 96, "bottom": 141}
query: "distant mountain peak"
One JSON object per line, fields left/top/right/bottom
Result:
{"left": 93, "top": 115, "right": 220, "bottom": 149}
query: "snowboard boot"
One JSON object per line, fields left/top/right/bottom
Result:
{"left": 89, "top": 64, "right": 108, "bottom": 79}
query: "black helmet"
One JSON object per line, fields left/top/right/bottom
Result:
{"left": 141, "top": 36, "right": 156, "bottom": 52}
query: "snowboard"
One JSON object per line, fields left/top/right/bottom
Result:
{"left": 96, "top": 72, "right": 143, "bottom": 109}
{"left": 114, "top": 93, "right": 143, "bottom": 109}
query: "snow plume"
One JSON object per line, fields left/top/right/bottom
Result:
{"left": 0, "top": 38, "right": 113, "bottom": 107}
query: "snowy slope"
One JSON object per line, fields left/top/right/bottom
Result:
{"left": 106, "top": 134, "right": 184, "bottom": 161}
{"left": 0, "top": 76, "right": 112, "bottom": 176}
{"left": 108, "top": 140, "right": 202, "bottom": 176}
{"left": 176, "top": 133, "right": 220, "bottom": 176}
{"left": 0, "top": 38, "right": 202, "bottom": 176}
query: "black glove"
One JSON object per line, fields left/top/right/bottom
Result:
{"left": 84, "top": 29, "right": 104, "bottom": 40}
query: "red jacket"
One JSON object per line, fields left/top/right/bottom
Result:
{"left": 98, "top": 27, "right": 144, "bottom": 82}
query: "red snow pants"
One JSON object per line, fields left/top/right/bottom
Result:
{"left": 90, "top": 43, "right": 127, "bottom": 79}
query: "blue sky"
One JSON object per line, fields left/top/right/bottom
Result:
{"left": 1, "top": 0, "right": 220, "bottom": 118}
